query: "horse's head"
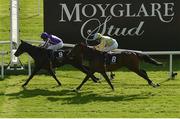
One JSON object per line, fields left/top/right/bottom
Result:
{"left": 14, "top": 40, "right": 28, "bottom": 57}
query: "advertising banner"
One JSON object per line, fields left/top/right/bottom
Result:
{"left": 44, "top": 0, "right": 179, "bottom": 51}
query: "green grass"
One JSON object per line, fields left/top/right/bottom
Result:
{"left": 0, "top": 0, "right": 43, "bottom": 65}
{"left": 0, "top": 0, "right": 180, "bottom": 118}
{"left": 0, "top": 64, "right": 180, "bottom": 118}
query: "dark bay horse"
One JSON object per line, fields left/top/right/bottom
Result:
{"left": 14, "top": 40, "right": 98, "bottom": 87}
{"left": 68, "top": 43, "right": 163, "bottom": 90}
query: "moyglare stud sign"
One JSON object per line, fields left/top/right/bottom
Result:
{"left": 44, "top": 0, "right": 179, "bottom": 51}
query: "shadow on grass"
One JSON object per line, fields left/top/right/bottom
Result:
{"left": 2, "top": 88, "right": 153, "bottom": 104}
{"left": 59, "top": 92, "right": 152, "bottom": 104}
{"left": 3, "top": 88, "right": 73, "bottom": 98}
{"left": 0, "top": 64, "right": 74, "bottom": 81}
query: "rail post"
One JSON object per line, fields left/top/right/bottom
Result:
{"left": 28, "top": 55, "right": 31, "bottom": 76}
{"left": 169, "top": 54, "right": 173, "bottom": 79}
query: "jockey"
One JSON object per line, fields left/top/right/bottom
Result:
{"left": 88, "top": 33, "right": 118, "bottom": 79}
{"left": 40, "top": 32, "right": 64, "bottom": 51}
{"left": 91, "top": 33, "right": 118, "bottom": 52}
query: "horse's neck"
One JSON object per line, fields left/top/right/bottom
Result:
{"left": 84, "top": 47, "right": 103, "bottom": 59}
{"left": 25, "top": 44, "right": 42, "bottom": 60}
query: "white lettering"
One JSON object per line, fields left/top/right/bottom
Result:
{"left": 97, "top": 4, "right": 110, "bottom": 17}
{"left": 110, "top": 4, "right": 124, "bottom": 17}
{"left": 82, "top": 4, "right": 96, "bottom": 17}
{"left": 137, "top": 4, "right": 149, "bottom": 17}
{"left": 81, "top": 16, "right": 145, "bottom": 40}
{"left": 59, "top": 3, "right": 81, "bottom": 22}
{"left": 59, "top": 3, "right": 175, "bottom": 23}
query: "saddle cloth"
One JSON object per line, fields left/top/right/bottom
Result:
{"left": 104, "top": 52, "right": 119, "bottom": 65}
{"left": 49, "top": 50, "right": 65, "bottom": 62}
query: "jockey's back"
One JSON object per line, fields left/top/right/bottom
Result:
{"left": 49, "top": 35, "right": 63, "bottom": 45}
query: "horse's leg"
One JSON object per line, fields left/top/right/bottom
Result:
{"left": 76, "top": 74, "right": 92, "bottom": 91}
{"left": 133, "top": 69, "right": 159, "bottom": 87}
{"left": 22, "top": 66, "right": 40, "bottom": 87}
{"left": 110, "top": 71, "right": 115, "bottom": 79}
{"left": 48, "top": 68, "right": 61, "bottom": 86}
{"left": 124, "top": 54, "right": 159, "bottom": 87}
{"left": 71, "top": 63, "right": 99, "bottom": 82}
{"left": 101, "top": 72, "right": 114, "bottom": 90}
{"left": 79, "top": 65, "right": 99, "bottom": 82}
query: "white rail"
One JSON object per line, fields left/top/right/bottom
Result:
{"left": 0, "top": 40, "right": 179, "bottom": 78}
{"left": 144, "top": 51, "right": 180, "bottom": 78}
{"left": 0, "top": 51, "right": 8, "bottom": 78}
{"left": 0, "top": 41, "right": 10, "bottom": 44}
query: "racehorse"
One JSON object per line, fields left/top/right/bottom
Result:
{"left": 68, "top": 43, "right": 163, "bottom": 90}
{"left": 14, "top": 40, "right": 99, "bottom": 87}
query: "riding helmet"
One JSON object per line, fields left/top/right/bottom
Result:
{"left": 86, "top": 33, "right": 101, "bottom": 46}
{"left": 93, "top": 33, "right": 102, "bottom": 41}
{"left": 41, "top": 32, "right": 49, "bottom": 39}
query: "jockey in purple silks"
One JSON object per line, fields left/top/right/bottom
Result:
{"left": 40, "top": 32, "right": 64, "bottom": 51}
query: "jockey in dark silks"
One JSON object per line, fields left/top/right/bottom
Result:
{"left": 40, "top": 32, "right": 64, "bottom": 51}
{"left": 40, "top": 32, "right": 64, "bottom": 73}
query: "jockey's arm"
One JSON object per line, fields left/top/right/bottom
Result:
{"left": 41, "top": 39, "right": 50, "bottom": 48}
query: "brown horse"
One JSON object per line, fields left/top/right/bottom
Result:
{"left": 68, "top": 43, "right": 163, "bottom": 90}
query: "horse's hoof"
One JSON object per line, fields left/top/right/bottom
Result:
{"left": 95, "top": 78, "right": 100, "bottom": 81}
{"left": 149, "top": 83, "right": 156, "bottom": 88}
{"left": 52, "top": 85, "right": 61, "bottom": 88}
{"left": 156, "top": 83, "right": 160, "bottom": 86}
{"left": 22, "top": 84, "right": 26, "bottom": 88}
{"left": 149, "top": 82, "right": 157, "bottom": 88}
{"left": 172, "top": 72, "right": 177, "bottom": 79}
{"left": 110, "top": 74, "right": 115, "bottom": 79}
{"left": 93, "top": 78, "right": 100, "bottom": 83}
{"left": 22, "top": 85, "right": 27, "bottom": 90}
{"left": 111, "top": 87, "right": 115, "bottom": 91}
{"left": 73, "top": 88, "right": 80, "bottom": 93}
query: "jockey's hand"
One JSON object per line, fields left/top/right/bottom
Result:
{"left": 39, "top": 44, "right": 43, "bottom": 48}
{"left": 102, "top": 51, "right": 107, "bottom": 56}
{"left": 39, "top": 41, "right": 46, "bottom": 47}
{"left": 39, "top": 42, "right": 50, "bottom": 48}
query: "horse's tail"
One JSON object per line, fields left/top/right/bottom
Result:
{"left": 136, "top": 52, "right": 163, "bottom": 66}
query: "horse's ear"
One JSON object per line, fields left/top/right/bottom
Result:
{"left": 21, "top": 40, "right": 24, "bottom": 43}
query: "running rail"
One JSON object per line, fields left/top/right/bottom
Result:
{"left": 0, "top": 40, "right": 179, "bottom": 78}
{"left": 0, "top": 51, "right": 8, "bottom": 78}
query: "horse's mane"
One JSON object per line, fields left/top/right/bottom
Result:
{"left": 77, "top": 43, "right": 104, "bottom": 55}
{"left": 22, "top": 41, "right": 48, "bottom": 51}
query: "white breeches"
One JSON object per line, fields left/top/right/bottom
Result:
{"left": 103, "top": 39, "right": 118, "bottom": 52}
{"left": 47, "top": 43, "right": 64, "bottom": 51}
